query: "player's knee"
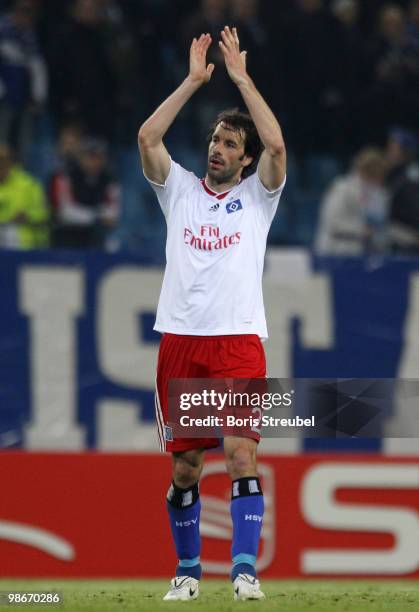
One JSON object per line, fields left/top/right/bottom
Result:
{"left": 172, "top": 451, "right": 203, "bottom": 488}
{"left": 173, "top": 464, "right": 198, "bottom": 488}
{"left": 226, "top": 446, "right": 256, "bottom": 479}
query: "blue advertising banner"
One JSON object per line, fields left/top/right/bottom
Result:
{"left": 0, "top": 250, "right": 418, "bottom": 451}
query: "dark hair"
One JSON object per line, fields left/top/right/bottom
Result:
{"left": 207, "top": 109, "right": 263, "bottom": 178}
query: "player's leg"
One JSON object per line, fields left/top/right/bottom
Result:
{"left": 164, "top": 448, "right": 204, "bottom": 601}
{"left": 224, "top": 436, "right": 265, "bottom": 600}
{"left": 168, "top": 449, "right": 205, "bottom": 579}
{"left": 209, "top": 334, "right": 266, "bottom": 597}
{"left": 156, "top": 334, "right": 220, "bottom": 600}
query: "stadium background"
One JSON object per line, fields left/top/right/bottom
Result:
{"left": 0, "top": 0, "right": 418, "bottom": 595}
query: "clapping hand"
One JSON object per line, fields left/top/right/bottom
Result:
{"left": 219, "top": 26, "right": 249, "bottom": 87}
{"left": 188, "top": 33, "right": 215, "bottom": 85}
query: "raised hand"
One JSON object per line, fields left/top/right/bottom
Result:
{"left": 219, "top": 26, "right": 248, "bottom": 86}
{"left": 189, "top": 33, "right": 215, "bottom": 85}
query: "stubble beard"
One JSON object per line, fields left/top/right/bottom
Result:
{"left": 207, "top": 163, "right": 239, "bottom": 185}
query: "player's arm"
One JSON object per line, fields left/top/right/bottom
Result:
{"left": 219, "top": 26, "right": 286, "bottom": 191}
{"left": 138, "top": 34, "right": 215, "bottom": 185}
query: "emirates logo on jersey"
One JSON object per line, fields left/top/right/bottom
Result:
{"left": 184, "top": 225, "right": 241, "bottom": 251}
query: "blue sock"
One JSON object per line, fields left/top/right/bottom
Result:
{"left": 230, "top": 477, "right": 264, "bottom": 582}
{"left": 167, "top": 481, "right": 202, "bottom": 580}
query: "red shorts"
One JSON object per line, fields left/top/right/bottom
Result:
{"left": 155, "top": 333, "right": 266, "bottom": 452}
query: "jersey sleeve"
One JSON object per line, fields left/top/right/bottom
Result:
{"left": 246, "top": 171, "right": 286, "bottom": 226}
{"left": 143, "top": 158, "right": 195, "bottom": 218}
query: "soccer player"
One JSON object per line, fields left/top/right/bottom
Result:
{"left": 138, "top": 27, "right": 286, "bottom": 601}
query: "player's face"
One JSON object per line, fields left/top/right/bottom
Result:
{"left": 207, "top": 123, "right": 251, "bottom": 184}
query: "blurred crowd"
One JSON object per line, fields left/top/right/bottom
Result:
{"left": 316, "top": 128, "right": 419, "bottom": 255}
{"left": 0, "top": 0, "right": 418, "bottom": 253}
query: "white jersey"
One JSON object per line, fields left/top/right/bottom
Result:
{"left": 145, "top": 159, "right": 285, "bottom": 340}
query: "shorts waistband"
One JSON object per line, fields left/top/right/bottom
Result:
{"left": 163, "top": 333, "right": 259, "bottom": 341}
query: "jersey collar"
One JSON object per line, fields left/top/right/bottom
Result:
{"left": 200, "top": 177, "right": 242, "bottom": 200}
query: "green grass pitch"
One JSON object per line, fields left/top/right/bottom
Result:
{"left": 0, "top": 580, "right": 418, "bottom": 611}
